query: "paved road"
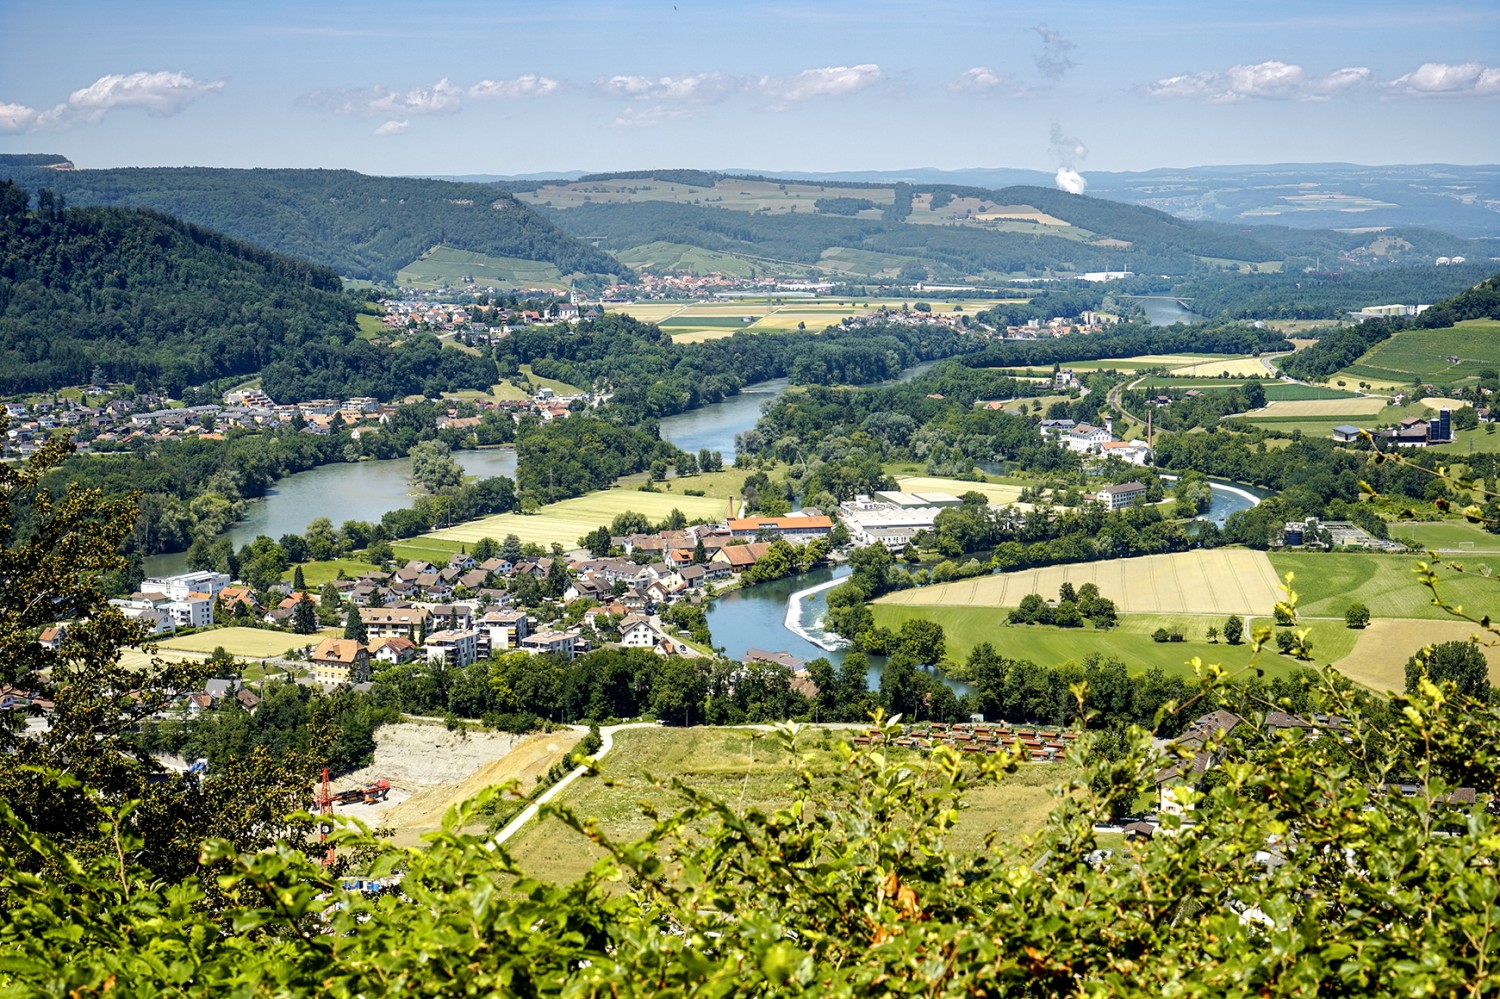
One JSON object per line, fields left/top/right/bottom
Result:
{"left": 488, "top": 721, "right": 656, "bottom": 847}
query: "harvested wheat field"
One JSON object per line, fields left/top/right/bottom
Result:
{"left": 1334, "top": 618, "right": 1500, "bottom": 693}
{"left": 1166, "top": 357, "right": 1271, "bottom": 378}
{"left": 336, "top": 722, "right": 582, "bottom": 848}
{"left": 1244, "top": 398, "right": 1389, "bottom": 417}
{"left": 877, "top": 550, "right": 1284, "bottom": 616}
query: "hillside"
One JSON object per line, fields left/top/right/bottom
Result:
{"left": 0, "top": 162, "right": 631, "bottom": 284}
{"left": 0, "top": 181, "right": 495, "bottom": 399}
{"left": 1279, "top": 270, "right": 1500, "bottom": 383}
{"left": 523, "top": 172, "right": 1476, "bottom": 281}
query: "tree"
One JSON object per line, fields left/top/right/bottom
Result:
{"left": 410, "top": 439, "right": 463, "bottom": 493}
{"left": 1345, "top": 602, "right": 1370, "bottom": 629}
{"left": 1058, "top": 581, "right": 1076, "bottom": 604}
{"left": 1206, "top": 624, "right": 1220, "bottom": 643}
{"left": 499, "top": 533, "right": 523, "bottom": 563}
{"left": 344, "top": 605, "right": 368, "bottom": 642}
{"left": 292, "top": 564, "right": 306, "bottom": 593}
{"left": 1224, "top": 614, "right": 1244, "bottom": 645}
{"left": 0, "top": 424, "right": 325, "bottom": 903}
{"left": 292, "top": 595, "right": 318, "bottom": 635}
{"left": 1406, "top": 640, "right": 1491, "bottom": 701}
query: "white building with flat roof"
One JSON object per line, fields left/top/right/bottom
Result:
{"left": 140, "top": 571, "right": 231, "bottom": 601}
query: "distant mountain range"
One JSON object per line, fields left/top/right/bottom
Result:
{"left": 447, "top": 162, "right": 1500, "bottom": 240}
{"left": 2, "top": 155, "right": 1490, "bottom": 293}
{"left": 0, "top": 156, "right": 631, "bottom": 284}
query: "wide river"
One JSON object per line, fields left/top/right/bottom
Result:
{"left": 150, "top": 354, "right": 1259, "bottom": 676}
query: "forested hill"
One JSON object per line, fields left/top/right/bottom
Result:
{"left": 0, "top": 163, "right": 631, "bottom": 283}
{"left": 0, "top": 182, "right": 334, "bottom": 395}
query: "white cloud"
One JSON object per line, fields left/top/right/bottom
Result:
{"left": 599, "top": 72, "right": 733, "bottom": 104}
{"left": 760, "top": 63, "right": 884, "bottom": 106}
{"left": 949, "top": 67, "right": 1026, "bottom": 95}
{"left": 305, "top": 74, "right": 559, "bottom": 127}
{"left": 612, "top": 105, "right": 702, "bottom": 128}
{"left": 468, "top": 74, "right": 560, "bottom": 99}
{"left": 65, "top": 71, "right": 224, "bottom": 121}
{"left": 1390, "top": 62, "right": 1500, "bottom": 95}
{"left": 0, "top": 71, "right": 223, "bottom": 132}
{"left": 0, "top": 102, "right": 43, "bottom": 132}
{"left": 1145, "top": 61, "right": 1376, "bottom": 102}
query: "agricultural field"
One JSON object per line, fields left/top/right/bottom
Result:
{"left": 1336, "top": 320, "right": 1500, "bottom": 387}
{"left": 816, "top": 246, "right": 917, "bottom": 278}
{"left": 155, "top": 627, "right": 339, "bottom": 659}
{"left": 1068, "top": 353, "right": 1234, "bottom": 372}
{"left": 1240, "top": 397, "right": 1390, "bottom": 418}
{"left": 400, "top": 486, "right": 727, "bottom": 554}
{"left": 503, "top": 726, "right": 1079, "bottom": 884}
{"left": 614, "top": 241, "right": 766, "bottom": 278}
{"left": 1334, "top": 618, "right": 1500, "bottom": 692}
{"left": 397, "top": 246, "right": 570, "bottom": 291}
{"left": 1166, "top": 356, "right": 1276, "bottom": 378}
{"left": 1268, "top": 551, "right": 1500, "bottom": 620}
{"left": 878, "top": 550, "right": 1285, "bottom": 617}
{"left": 1230, "top": 399, "right": 1433, "bottom": 438}
{"left": 869, "top": 603, "right": 1335, "bottom": 679}
{"left": 603, "top": 297, "right": 1012, "bottom": 340}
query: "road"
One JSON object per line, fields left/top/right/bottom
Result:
{"left": 488, "top": 721, "right": 656, "bottom": 847}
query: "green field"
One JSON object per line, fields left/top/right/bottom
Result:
{"left": 1391, "top": 519, "right": 1500, "bottom": 553}
{"left": 1336, "top": 320, "right": 1500, "bottom": 386}
{"left": 401, "top": 486, "right": 728, "bottom": 554}
{"left": 1268, "top": 551, "right": 1500, "bottom": 620}
{"left": 156, "top": 626, "right": 339, "bottom": 659}
{"left": 869, "top": 605, "right": 1334, "bottom": 679}
{"left": 817, "top": 246, "right": 918, "bottom": 278}
{"left": 615, "top": 241, "right": 766, "bottom": 278}
{"left": 396, "top": 245, "right": 572, "bottom": 290}
{"left": 504, "top": 726, "right": 1078, "bottom": 884}
{"left": 355, "top": 314, "right": 388, "bottom": 340}
{"left": 282, "top": 559, "right": 380, "bottom": 587}
{"left": 518, "top": 364, "right": 583, "bottom": 396}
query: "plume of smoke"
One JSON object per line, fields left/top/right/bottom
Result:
{"left": 1054, "top": 168, "right": 1087, "bottom": 195}
{"left": 1049, "top": 122, "right": 1088, "bottom": 194}
{"left": 1034, "top": 25, "right": 1077, "bottom": 81}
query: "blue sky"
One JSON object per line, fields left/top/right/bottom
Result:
{"left": 1, "top": 0, "right": 1495, "bottom": 181}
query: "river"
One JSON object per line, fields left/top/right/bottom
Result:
{"left": 657, "top": 360, "right": 939, "bottom": 461}
{"left": 1136, "top": 297, "right": 1205, "bottom": 326}
{"left": 144, "top": 447, "right": 517, "bottom": 576}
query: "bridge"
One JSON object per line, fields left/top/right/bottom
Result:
{"left": 1119, "top": 294, "right": 1196, "bottom": 308}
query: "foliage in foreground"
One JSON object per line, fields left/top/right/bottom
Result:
{"left": 2, "top": 666, "right": 1497, "bottom": 997}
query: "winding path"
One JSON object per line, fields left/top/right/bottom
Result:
{"left": 488, "top": 722, "right": 656, "bottom": 847}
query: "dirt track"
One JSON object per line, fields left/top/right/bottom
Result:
{"left": 333, "top": 722, "right": 582, "bottom": 848}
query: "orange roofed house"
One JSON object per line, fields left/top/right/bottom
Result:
{"left": 310, "top": 638, "right": 371, "bottom": 686}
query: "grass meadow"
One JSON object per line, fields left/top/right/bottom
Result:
{"left": 155, "top": 626, "right": 340, "bottom": 659}
{"left": 397, "top": 246, "right": 570, "bottom": 291}
{"left": 399, "top": 487, "right": 728, "bottom": 555}
{"left": 868, "top": 603, "right": 1338, "bottom": 680}
{"left": 503, "top": 726, "right": 1079, "bottom": 885}
{"left": 1267, "top": 551, "right": 1500, "bottom": 620}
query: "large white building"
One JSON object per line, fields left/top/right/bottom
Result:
{"left": 140, "top": 571, "right": 231, "bottom": 601}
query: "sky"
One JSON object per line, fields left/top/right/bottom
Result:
{"left": 1, "top": 0, "right": 1496, "bottom": 183}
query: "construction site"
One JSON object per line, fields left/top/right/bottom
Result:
{"left": 314, "top": 721, "right": 584, "bottom": 848}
